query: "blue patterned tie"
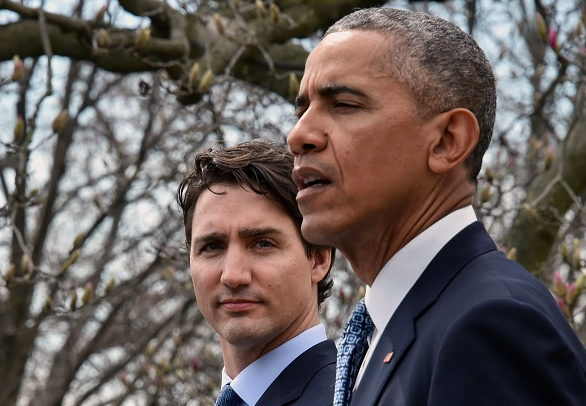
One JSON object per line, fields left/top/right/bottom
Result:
{"left": 215, "top": 384, "right": 241, "bottom": 406}
{"left": 333, "top": 298, "right": 375, "bottom": 406}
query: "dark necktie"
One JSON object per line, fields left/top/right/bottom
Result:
{"left": 333, "top": 298, "right": 375, "bottom": 406}
{"left": 215, "top": 384, "right": 241, "bottom": 406}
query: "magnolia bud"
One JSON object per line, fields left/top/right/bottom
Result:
{"left": 81, "top": 282, "right": 93, "bottom": 305}
{"left": 270, "top": 3, "right": 280, "bottom": 23}
{"left": 256, "top": 0, "right": 267, "bottom": 18}
{"left": 60, "top": 249, "right": 79, "bottom": 276}
{"left": 213, "top": 13, "right": 224, "bottom": 35}
{"left": 506, "top": 247, "right": 517, "bottom": 261}
{"left": 44, "top": 297, "right": 53, "bottom": 312}
{"left": 535, "top": 13, "right": 547, "bottom": 42}
{"left": 288, "top": 73, "right": 299, "bottom": 99}
{"left": 548, "top": 27, "right": 558, "bottom": 51}
{"left": 70, "top": 290, "right": 78, "bottom": 311}
{"left": 4, "top": 263, "right": 16, "bottom": 285}
{"left": 553, "top": 270, "right": 566, "bottom": 297}
{"left": 12, "top": 55, "right": 24, "bottom": 81}
{"left": 544, "top": 146, "right": 554, "bottom": 170}
{"left": 188, "top": 62, "right": 200, "bottom": 89}
{"left": 52, "top": 110, "right": 69, "bottom": 133}
{"left": 95, "top": 4, "right": 107, "bottom": 21}
{"left": 485, "top": 167, "right": 494, "bottom": 183}
{"left": 146, "top": 341, "right": 157, "bottom": 356}
{"left": 480, "top": 183, "right": 492, "bottom": 204}
{"left": 97, "top": 28, "right": 111, "bottom": 48}
{"left": 73, "top": 233, "right": 85, "bottom": 250}
{"left": 105, "top": 277, "right": 115, "bottom": 295}
{"left": 21, "top": 254, "right": 31, "bottom": 275}
{"left": 134, "top": 28, "right": 151, "bottom": 50}
{"left": 13, "top": 116, "right": 25, "bottom": 142}
{"left": 198, "top": 69, "right": 213, "bottom": 93}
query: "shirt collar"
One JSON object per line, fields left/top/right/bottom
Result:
{"left": 365, "top": 206, "right": 477, "bottom": 332}
{"left": 220, "top": 323, "right": 327, "bottom": 405}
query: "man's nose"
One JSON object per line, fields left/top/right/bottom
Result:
{"left": 220, "top": 247, "right": 252, "bottom": 288}
{"left": 287, "top": 109, "right": 327, "bottom": 156}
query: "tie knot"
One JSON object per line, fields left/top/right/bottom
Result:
{"left": 215, "top": 384, "right": 240, "bottom": 406}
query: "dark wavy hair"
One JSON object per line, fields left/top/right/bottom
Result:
{"left": 177, "top": 140, "right": 334, "bottom": 306}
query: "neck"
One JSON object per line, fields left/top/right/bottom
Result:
{"left": 340, "top": 180, "right": 475, "bottom": 286}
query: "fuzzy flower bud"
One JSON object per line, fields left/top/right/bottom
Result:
{"left": 44, "top": 297, "right": 53, "bottom": 313}
{"left": 134, "top": 28, "right": 151, "bottom": 50}
{"left": 480, "top": 183, "right": 492, "bottom": 204}
{"left": 485, "top": 167, "right": 494, "bottom": 183}
{"left": 288, "top": 73, "right": 299, "bottom": 100}
{"left": 553, "top": 270, "right": 566, "bottom": 297}
{"left": 535, "top": 13, "right": 547, "bottom": 43}
{"left": 12, "top": 55, "right": 24, "bottom": 81}
{"left": 21, "top": 254, "right": 31, "bottom": 275}
{"left": 105, "top": 277, "right": 115, "bottom": 295}
{"left": 60, "top": 249, "right": 79, "bottom": 276}
{"left": 81, "top": 282, "right": 93, "bottom": 305}
{"left": 95, "top": 4, "right": 107, "bottom": 21}
{"left": 198, "top": 69, "right": 213, "bottom": 93}
{"left": 548, "top": 27, "right": 558, "bottom": 51}
{"left": 73, "top": 233, "right": 85, "bottom": 250}
{"left": 52, "top": 110, "right": 69, "bottom": 133}
{"left": 270, "top": 3, "right": 280, "bottom": 23}
{"left": 213, "top": 13, "right": 224, "bottom": 35}
{"left": 188, "top": 62, "right": 200, "bottom": 89}
{"left": 70, "top": 290, "right": 78, "bottom": 311}
{"left": 13, "top": 116, "right": 25, "bottom": 142}
{"left": 256, "top": 0, "right": 267, "bottom": 19}
{"left": 97, "top": 28, "right": 111, "bottom": 48}
{"left": 506, "top": 247, "right": 517, "bottom": 261}
{"left": 4, "top": 263, "right": 16, "bottom": 285}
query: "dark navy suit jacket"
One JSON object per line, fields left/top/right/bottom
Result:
{"left": 351, "top": 221, "right": 586, "bottom": 406}
{"left": 256, "top": 339, "right": 336, "bottom": 405}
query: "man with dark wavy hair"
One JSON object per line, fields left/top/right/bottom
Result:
{"left": 178, "top": 140, "right": 336, "bottom": 406}
{"left": 288, "top": 6, "right": 586, "bottom": 406}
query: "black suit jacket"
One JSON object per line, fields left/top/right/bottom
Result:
{"left": 256, "top": 339, "right": 336, "bottom": 406}
{"left": 351, "top": 222, "right": 586, "bottom": 406}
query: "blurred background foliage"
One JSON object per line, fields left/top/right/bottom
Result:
{"left": 1, "top": 0, "right": 585, "bottom": 405}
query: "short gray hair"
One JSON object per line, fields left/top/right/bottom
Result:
{"left": 325, "top": 7, "right": 496, "bottom": 184}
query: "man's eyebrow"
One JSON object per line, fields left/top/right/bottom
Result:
{"left": 295, "top": 84, "right": 367, "bottom": 109}
{"left": 319, "top": 84, "right": 366, "bottom": 98}
{"left": 239, "top": 227, "right": 283, "bottom": 239}
{"left": 193, "top": 232, "right": 225, "bottom": 244}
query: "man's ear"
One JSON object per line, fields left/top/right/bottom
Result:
{"left": 428, "top": 108, "right": 479, "bottom": 174}
{"left": 310, "top": 248, "right": 332, "bottom": 283}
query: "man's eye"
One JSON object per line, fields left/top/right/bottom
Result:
{"left": 256, "top": 239, "right": 275, "bottom": 249}
{"left": 202, "top": 242, "right": 222, "bottom": 252}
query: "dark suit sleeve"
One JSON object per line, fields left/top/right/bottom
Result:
{"left": 429, "top": 298, "right": 586, "bottom": 406}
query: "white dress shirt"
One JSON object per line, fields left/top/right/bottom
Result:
{"left": 355, "top": 206, "right": 477, "bottom": 386}
{"left": 220, "top": 323, "right": 328, "bottom": 406}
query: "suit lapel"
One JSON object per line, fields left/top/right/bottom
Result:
{"left": 350, "top": 222, "right": 497, "bottom": 406}
{"left": 256, "top": 339, "right": 336, "bottom": 405}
